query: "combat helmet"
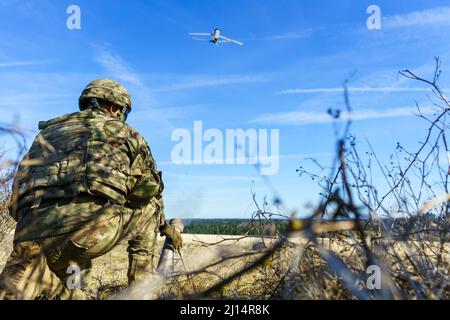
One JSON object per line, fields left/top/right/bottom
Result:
{"left": 79, "top": 78, "right": 132, "bottom": 112}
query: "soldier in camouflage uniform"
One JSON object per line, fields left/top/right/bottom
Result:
{"left": 0, "top": 79, "right": 182, "bottom": 299}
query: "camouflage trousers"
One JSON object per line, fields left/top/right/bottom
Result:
{"left": 0, "top": 198, "right": 159, "bottom": 300}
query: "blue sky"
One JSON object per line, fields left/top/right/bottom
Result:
{"left": 1, "top": 0, "right": 450, "bottom": 219}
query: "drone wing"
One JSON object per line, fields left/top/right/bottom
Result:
{"left": 191, "top": 37, "right": 211, "bottom": 41}
{"left": 189, "top": 32, "right": 211, "bottom": 36}
{"left": 218, "top": 35, "right": 244, "bottom": 46}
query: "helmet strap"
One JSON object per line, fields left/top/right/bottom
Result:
{"left": 122, "top": 106, "right": 130, "bottom": 122}
{"left": 90, "top": 98, "right": 101, "bottom": 111}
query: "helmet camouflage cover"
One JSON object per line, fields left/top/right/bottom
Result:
{"left": 79, "top": 78, "right": 132, "bottom": 111}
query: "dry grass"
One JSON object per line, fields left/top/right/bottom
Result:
{"left": 82, "top": 232, "right": 449, "bottom": 300}
{"left": 0, "top": 145, "right": 15, "bottom": 272}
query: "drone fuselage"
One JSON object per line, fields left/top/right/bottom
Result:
{"left": 212, "top": 28, "right": 220, "bottom": 43}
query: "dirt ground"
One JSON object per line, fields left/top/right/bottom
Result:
{"left": 91, "top": 234, "right": 285, "bottom": 299}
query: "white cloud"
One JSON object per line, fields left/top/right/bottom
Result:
{"left": 280, "top": 153, "right": 334, "bottom": 161}
{"left": 0, "top": 60, "right": 49, "bottom": 67}
{"left": 252, "top": 29, "right": 312, "bottom": 41}
{"left": 159, "top": 153, "right": 334, "bottom": 166}
{"left": 93, "top": 48, "right": 191, "bottom": 128}
{"left": 277, "top": 87, "right": 446, "bottom": 95}
{"left": 151, "top": 73, "right": 273, "bottom": 92}
{"left": 250, "top": 106, "right": 434, "bottom": 126}
{"left": 94, "top": 50, "right": 142, "bottom": 85}
{"left": 163, "top": 172, "right": 262, "bottom": 182}
{"left": 0, "top": 94, "right": 73, "bottom": 106}
{"left": 94, "top": 48, "right": 273, "bottom": 94}
{"left": 0, "top": 72, "right": 88, "bottom": 114}
{"left": 384, "top": 6, "right": 450, "bottom": 28}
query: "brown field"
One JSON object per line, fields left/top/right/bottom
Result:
{"left": 99, "top": 234, "right": 450, "bottom": 300}
{"left": 6, "top": 231, "right": 447, "bottom": 300}
{"left": 1, "top": 226, "right": 449, "bottom": 300}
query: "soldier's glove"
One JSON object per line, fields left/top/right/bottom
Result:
{"left": 160, "top": 223, "right": 183, "bottom": 251}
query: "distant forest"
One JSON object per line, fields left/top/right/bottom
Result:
{"left": 182, "top": 219, "right": 289, "bottom": 235}
{"left": 181, "top": 215, "right": 444, "bottom": 238}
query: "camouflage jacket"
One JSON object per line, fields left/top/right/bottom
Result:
{"left": 10, "top": 108, "right": 166, "bottom": 228}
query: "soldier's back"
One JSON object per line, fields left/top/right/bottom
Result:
{"left": 11, "top": 109, "right": 143, "bottom": 232}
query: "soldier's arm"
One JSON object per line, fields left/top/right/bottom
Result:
{"left": 126, "top": 138, "right": 167, "bottom": 284}
{"left": 127, "top": 140, "right": 164, "bottom": 209}
{"left": 131, "top": 142, "right": 182, "bottom": 248}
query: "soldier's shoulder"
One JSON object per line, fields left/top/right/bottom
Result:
{"left": 110, "top": 120, "right": 141, "bottom": 140}
{"left": 107, "top": 121, "right": 150, "bottom": 152}
{"left": 125, "top": 123, "right": 146, "bottom": 142}
{"left": 125, "top": 124, "right": 156, "bottom": 158}
{"left": 38, "top": 111, "right": 88, "bottom": 130}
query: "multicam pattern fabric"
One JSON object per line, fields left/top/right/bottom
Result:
{"left": 0, "top": 105, "right": 165, "bottom": 299}
{"left": 11, "top": 108, "right": 162, "bottom": 221}
{"left": 0, "top": 201, "right": 159, "bottom": 300}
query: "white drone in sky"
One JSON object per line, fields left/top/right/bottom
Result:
{"left": 189, "top": 28, "right": 244, "bottom": 46}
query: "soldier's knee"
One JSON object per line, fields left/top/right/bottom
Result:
{"left": 10, "top": 241, "right": 42, "bottom": 260}
{"left": 0, "top": 241, "right": 46, "bottom": 300}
